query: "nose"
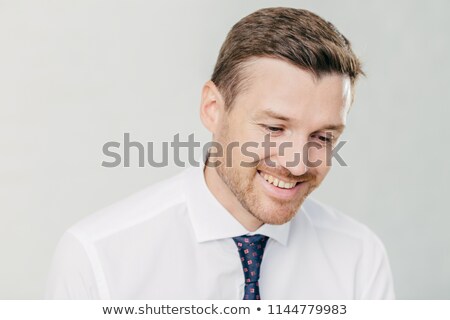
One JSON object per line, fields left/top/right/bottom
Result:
{"left": 275, "top": 139, "right": 309, "bottom": 177}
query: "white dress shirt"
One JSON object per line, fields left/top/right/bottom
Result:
{"left": 45, "top": 162, "right": 395, "bottom": 299}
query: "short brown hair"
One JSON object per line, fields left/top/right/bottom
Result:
{"left": 211, "top": 7, "right": 364, "bottom": 109}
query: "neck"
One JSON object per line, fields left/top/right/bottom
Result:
{"left": 203, "top": 163, "right": 263, "bottom": 232}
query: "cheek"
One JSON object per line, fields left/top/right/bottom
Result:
{"left": 306, "top": 146, "right": 329, "bottom": 168}
{"left": 315, "top": 154, "right": 332, "bottom": 181}
{"left": 220, "top": 139, "right": 262, "bottom": 168}
{"left": 240, "top": 143, "right": 266, "bottom": 165}
{"left": 226, "top": 131, "right": 269, "bottom": 165}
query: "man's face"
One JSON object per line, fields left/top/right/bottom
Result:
{"left": 211, "top": 57, "right": 351, "bottom": 225}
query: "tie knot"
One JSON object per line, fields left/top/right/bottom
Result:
{"left": 232, "top": 234, "right": 269, "bottom": 284}
{"left": 233, "top": 234, "right": 269, "bottom": 250}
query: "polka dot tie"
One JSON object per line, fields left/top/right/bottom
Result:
{"left": 232, "top": 234, "right": 269, "bottom": 300}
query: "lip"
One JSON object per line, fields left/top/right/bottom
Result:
{"left": 256, "top": 170, "right": 304, "bottom": 200}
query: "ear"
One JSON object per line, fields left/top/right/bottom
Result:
{"left": 199, "top": 80, "right": 226, "bottom": 134}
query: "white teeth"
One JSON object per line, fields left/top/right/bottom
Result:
{"left": 273, "top": 178, "right": 279, "bottom": 187}
{"left": 260, "top": 172, "right": 296, "bottom": 189}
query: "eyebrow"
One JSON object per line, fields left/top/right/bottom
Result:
{"left": 321, "top": 124, "right": 346, "bottom": 133}
{"left": 260, "top": 109, "right": 291, "bottom": 121}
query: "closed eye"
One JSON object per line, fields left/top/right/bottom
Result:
{"left": 318, "top": 135, "right": 331, "bottom": 142}
{"left": 311, "top": 132, "right": 334, "bottom": 144}
{"left": 266, "top": 126, "right": 283, "bottom": 133}
{"left": 259, "top": 124, "right": 284, "bottom": 135}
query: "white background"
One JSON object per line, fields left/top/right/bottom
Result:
{"left": 1, "top": 0, "right": 449, "bottom": 299}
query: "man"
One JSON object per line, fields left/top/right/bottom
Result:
{"left": 46, "top": 7, "right": 395, "bottom": 299}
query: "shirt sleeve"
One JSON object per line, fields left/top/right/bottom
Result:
{"left": 356, "top": 228, "right": 396, "bottom": 299}
{"left": 45, "top": 231, "right": 101, "bottom": 299}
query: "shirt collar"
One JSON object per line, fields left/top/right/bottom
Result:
{"left": 183, "top": 160, "right": 292, "bottom": 246}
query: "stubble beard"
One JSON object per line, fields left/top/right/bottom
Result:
{"left": 215, "top": 161, "right": 316, "bottom": 225}
{"left": 213, "top": 121, "right": 319, "bottom": 226}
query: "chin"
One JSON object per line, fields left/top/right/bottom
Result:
{"left": 256, "top": 211, "right": 297, "bottom": 225}
{"left": 251, "top": 201, "right": 302, "bottom": 225}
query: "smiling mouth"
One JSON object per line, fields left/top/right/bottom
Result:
{"left": 257, "top": 170, "right": 299, "bottom": 189}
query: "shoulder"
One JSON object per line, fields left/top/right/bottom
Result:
{"left": 47, "top": 169, "right": 194, "bottom": 299}
{"left": 296, "top": 197, "right": 395, "bottom": 299}
{"left": 299, "top": 196, "right": 385, "bottom": 247}
{"left": 67, "top": 169, "right": 190, "bottom": 243}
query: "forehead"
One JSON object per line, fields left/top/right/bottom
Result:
{"left": 234, "top": 57, "right": 351, "bottom": 125}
